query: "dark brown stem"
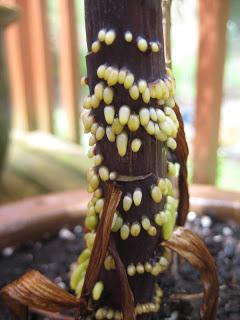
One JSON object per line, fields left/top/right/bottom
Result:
{"left": 84, "top": 1, "right": 166, "bottom": 319}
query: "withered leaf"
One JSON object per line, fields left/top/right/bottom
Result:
{"left": 79, "top": 183, "right": 122, "bottom": 312}
{"left": 109, "top": 237, "right": 135, "bottom": 320}
{"left": 162, "top": 227, "right": 219, "bottom": 320}
{"left": 0, "top": 270, "right": 78, "bottom": 320}
{"left": 174, "top": 104, "right": 189, "bottom": 227}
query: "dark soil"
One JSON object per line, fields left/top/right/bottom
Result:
{"left": 0, "top": 214, "right": 239, "bottom": 320}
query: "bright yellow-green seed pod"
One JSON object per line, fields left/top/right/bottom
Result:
{"left": 118, "top": 68, "right": 127, "bottom": 84}
{"left": 112, "top": 118, "right": 123, "bottom": 134}
{"left": 138, "top": 79, "right": 147, "bottom": 93}
{"left": 162, "top": 210, "right": 175, "bottom": 240}
{"left": 85, "top": 215, "right": 98, "bottom": 230}
{"left": 124, "top": 73, "right": 134, "bottom": 89}
{"left": 98, "top": 28, "right": 106, "bottom": 42}
{"left": 111, "top": 214, "right": 123, "bottom": 232}
{"left": 120, "top": 224, "right": 130, "bottom": 240}
{"left": 167, "top": 137, "right": 177, "bottom": 150}
{"left": 123, "top": 194, "right": 133, "bottom": 211}
{"left": 106, "top": 309, "right": 114, "bottom": 319}
{"left": 96, "top": 126, "right": 105, "bottom": 141}
{"left": 94, "top": 154, "right": 103, "bottom": 166}
{"left": 133, "top": 188, "right": 142, "bottom": 206}
{"left": 151, "top": 42, "right": 160, "bottom": 52}
{"left": 127, "top": 264, "right": 136, "bottom": 276}
{"left": 95, "top": 308, "right": 105, "bottom": 320}
{"left": 142, "top": 87, "right": 150, "bottom": 103}
{"left": 95, "top": 198, "right": 104, "bottom": 213}
{"left": 91, "top": 122, "right": 99, "bottom": 134}
{"left": 89, "top": 174, "right": 100, "bottom": 190}
{"left": 91, "top": 94, "right": 100, "bottom": 109}
{"left": 97, "top": 64, "right": 107, "bottom": 79}
{"left": 92, "top": 281, "right": 104, "bottom": 301}
{"left": 85, "top": 232, "right": 96, "bottom": 249}
{"left": 77, "top": 248, "right": 91, "bottom": 264}
{"left": 104, "top": 255, "right": 115, "bottom": 270}
{"left": 104, "top": 106, "right": 115, "bottom": 124}
{"left": 142, "top": 216, "right": 151, "bottom": 231}
{"left": 103, "top": 66, "right": 112, "bottom": 81}
{"left": 156, "top": 129, "right": 168, "bottom": 142}
{"left": 83, "top": 96, "right": 91, "bottom": 109}
{"left": 89, "top": 134, "right": 96, "bottom": 146}
{"left": 145, "top": 262, "right": 152, "bottom": 272}
{"left": 92, "top": 41, "right": 101, "bottom": 53}
{"left": 106, "top": 126, "right": 116, "bottom": 142}
{"left": 145, "top": 120, "right": 155, "bottom": 135}
{"left": 151, "top": 185, "right": 162, "bottom": 203}
{"left": 149, "top": 108, "right": 157, "bottom": 122}
{"left": 94, "top": 82, "right": 105, "bottom": 100}
{"left": 99, "top": 166, "right": 109, "bottom": 181}
{"left": 124, "top": 31, "right": 133, "bottom": 42}
{"left": 103, "top": 87, "right": 114, "bottom": 104}
{"left": 94, "top": 188, "right": 103, "bottom": 199}
{"left": 108, "top": 68, "right": 119, "bottom": 86}
{"left": 154, "top": 211, "right": 166, "bottom": 226}
{"left": 82, "top": 113, "right": 94, "bottom": 132}
{"left": 119, "top": 105, "right": 130, "bottom": 125}
{"left": 151, "top": 263, "right": 162, "bottom": 276}
{"left": 148, "top": 226, "right": 157, "bottom": 236}
{"left": 149, "top": 85, "right": 156, "bottom": 98}
{"left": 159, "top": 256, "right": 168, "bottom": 267}
{"left": 131, "top": 138, "right": 142, "bottom": 153}
{"left": 116, "top": 132, "right": 128, "bottom": 157}
{"left": 156, "top": 109, "right": 166, "bottom": 123}
{"left": 130, "top": 222, "right": 141, "bottom": 237}
{"left": 109, "top": 171, "right": 117, "bottom": 180}
{"left": 160, "top": 118, "right": 173, "bottom": 136}
{"left": 137, "top": 37, "right": 148, "bottom": 52}
{"left": 139, "top": 108, "right": 150, "bottom": 126}
{"left": 129, "top": 85, "right": 140, "bottom": 100}
{"left": 105, "top": 29, "right": 116, "bottom": 45}
{"left": 128, "top": 114, "right": 140, "bottom": 132}
{"left": 166, "top": 97, "right": 175, "bottom": 108}
{"left": 168, "top": 162, "right": 177, "bottom": 177}
{"left": 136, "top": 263, "right": 145, "bottom": 274}
{"left": 70, "top": 259, "right": 89, "bottom": 290}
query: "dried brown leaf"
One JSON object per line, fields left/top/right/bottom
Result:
{"left": 162, "top": 227, "right": 219, "bottom": 320}
{"left": 79, "top": 183, "right": 122, "bottom": 313}
{"left": 109, "top": 238, "right": 135, "bottom": 320}
{"left": 0, "top": 270, "right": 78, "bottom": 320}
{"left": 174, "top": 104, "right": 189, "bottom": 226}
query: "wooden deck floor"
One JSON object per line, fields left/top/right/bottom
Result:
{"left": 0, "top": 131, "right": 91, "bottom": 204}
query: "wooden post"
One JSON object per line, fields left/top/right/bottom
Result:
{"left": 58, "top": 0, "right": 80, "bottom": 143}
{"left": 27, "top": 0, "right": 53, "bottom": 133}
{"left": 4, "top": 0, "right": 35, "bottom": 131}
{"left": 193, "top": 0, "right": 230, "bottom": 184}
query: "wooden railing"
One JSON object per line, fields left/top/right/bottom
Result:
{"left": 3, "top": 0, "right": 230, "bottom": 185}
{"left": 4, "top": 0, "right": 81, "bottom": 143}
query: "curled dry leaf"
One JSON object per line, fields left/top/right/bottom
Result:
{"left": 162, "top": 227, "right": 219, "bottom": 320}
{"left": 0, "top": 270, "right": 78, "bottom": 320}
{"left": 109, "top": 238, "right": 135, "bottom": 320}
{"left": 174, "top": 104, "right": 189, "bottom": 227}
{"left": 79, "top": 183, "right": 122, "bottom": 310}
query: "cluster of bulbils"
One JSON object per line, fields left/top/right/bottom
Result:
{"left": 71, "top": 28, "right": 180, "bottom": 319}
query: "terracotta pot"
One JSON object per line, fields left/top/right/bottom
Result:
{"left": 0, "top": 3, "right": 19, "bottom": 173}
